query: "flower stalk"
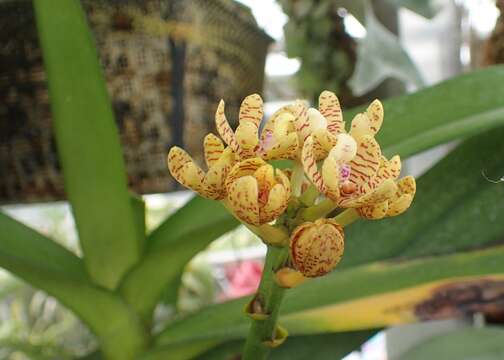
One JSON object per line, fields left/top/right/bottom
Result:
{"left": 243, "top": 245, "right": 289, "bottom": 360}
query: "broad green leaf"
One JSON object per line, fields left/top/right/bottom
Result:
{"left": 348, "top": 4, "right": 424, "bottom": 96}
{"left": 349, "top": 66, "right": 504, "bottom": 159}
{"left": 34, "top": 0, "right": 142, "bottom": 289}
{"left": 155, "top": 246, "right": 504, "bottom": 345}
{"left": 397, "top": 327, "right": 504, "bottom": 360}
{"left": 120, "top": 197, "right": 238, "bottom": 320}
{"left": 0, "top": 212, "right": 147, "bottom": 360}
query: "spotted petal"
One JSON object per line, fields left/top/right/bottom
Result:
{"left": 341, "top": 178, "right": 397, "bottom": 208}
{"left": 348, "top": 136, "right": 381, "bottom": 194}
{"left": 386, "top": 176, "right": 416, "bottom": 217}
{"left": 215, "top": 100, "right": 239, "bottom": 153}
{"left": 357, "top": 200, "right": 389, "bottom": 220}
{"left": 226, "top": 157, "right": 266, "bottom": 190}
{"left": 239, "top": 93, "right": 263, "bottom": 128}
{"left": 167, "top": 147, "right": 205, "bottom": 195}
{"left": 227, "top": 176, "right": 260, "bottom": 225}
{"left": 366, "top": 99, "right": 384, "bottom": 135}
{"left": 301, "top": 136, "right": 326, "bottom": 194}
{"left": 261, "top": 183, "right": 289, "bottom": 224}
{"left": 319, "top": 90, "right": 345, "bottom": 135}
{"left": 203, "top": 133, "right": 225, "bottom": 168}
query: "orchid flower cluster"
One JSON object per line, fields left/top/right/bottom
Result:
{"left": 167, "top": 91, "right": 416, "bottom": 284}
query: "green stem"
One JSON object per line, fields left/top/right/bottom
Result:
{"left": 291, "top": 163, "right": 305, "bottom": 197}
{"left": 333, "top": 208, "right": 360, "bottom": 226}
{"left": 301, "top": 198, "right": 338, "bottom": 221}
{"left": 242, "top": 246, "right": 288, "bottom": 360}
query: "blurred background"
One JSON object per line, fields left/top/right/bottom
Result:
{"left": 1, "top": 0, "right": 503, "bottom": 358}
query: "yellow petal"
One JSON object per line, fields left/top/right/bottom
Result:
{"left": 366, "top": 99, "right": 384, "bottom": 135}
{"left": 312, "top": 129, "right": 337, "bottom": 160}
{"left": 342, "top": 178, "right": 397, "bottom": 208}
{"left": 227, "top": 175, "right": 260, "bottom": 225}
{"left": 294, "top": 100, "right": 311, "bottom": 144}
{"left": 273, "top": 112, "right": 295, "bottom": 139}
{"left": 386, "top": 194, "right": 413, "bottom": 217}
{"left": 319, "top": 90, "right": 345, "bottom": 135}
{"left": 203, "top": 133, "right": 224, "bottom": 168}
{"left": 254, "top": 164, "right": 276, "bottom": 191}
{"left": 262, "top": 132, "right": 299, "bottom": 160}
{"left": 349, "top": 113, "right": 373, "bottom": 140}
{"left": 201, "top": 148, "right": 234, "bottom": 200}
{"left": 349, "top": 136, "right": 381, "bottom": 193}
{"left": 215, "top": 100, "right": 239, "bottom": 152}
{"left": 260, "top": 105, "right": 296, "bottom": 144}
{"left": 398, "top": 175, "right": 416, "bottom": 196}
{"left": 235, "top": 121, "right": 259, "bottom": 158}
{"left": 321, "top": 155, "right": 341, "bottom": 201}
{"left": 239, "top": 93, "right": 263, "bottom": 128}
{"left": 301, "top": 136, "right": 326, "bottom": 194}
{"left": 225, "top": 157, "right": 266, "bottom": 190}
{"left": 167, "top": 147, "right": 205, "bottom": 193}
{"left": 358, "top": 200, "right": 389, "bottom": 220}
{"left": 261, "top": 183, "right": 289, "bottom": 223}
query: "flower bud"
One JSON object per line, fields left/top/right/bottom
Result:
{"left": 290, "top": 219, "right": 344, "bottom": 277}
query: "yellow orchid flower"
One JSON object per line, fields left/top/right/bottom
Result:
{"left": 301, "top": 94, "right": 415, "bottom": 216}
{"left": 167, "top": 133, "right": 235, "bottom": 200}
{"left": 216, "top": 94, "right": 300, "bottom": 161}
{"left": 224, "top": 157, "right": 291, "bottom": 225}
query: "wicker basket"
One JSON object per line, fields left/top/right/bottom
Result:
{"left": 0, "top": 0, "right": 273, "bottom": 203}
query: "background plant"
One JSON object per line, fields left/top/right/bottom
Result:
{"left": 1, "top": 0, "right": 504, "bottom": 359}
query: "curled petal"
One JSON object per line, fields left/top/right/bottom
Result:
{"left": 357, "top": 200, "right": 389, "bottom": 220}
{"left": 227, "top": 176, "right": 260, "bottom": 225}
{"left": 321, "top": 156, "right": 341, "bottom": 201}
{"left": 302, "top": 136, "right": 326, "bottom": 194}
{"left": 349, "top": 113, "right": 373, "bottom": 140}
{"left": 167, "top": 147, "right": 205, "bottom": 194}
{"left": 203, "top": 133, "right": 224, "bottom": 168}
{"left": 202, "top": 148, "right": 234, "bottom": 199}
{"left": 294, "top": 100, "right": 311, "bottom": 144}
{"left": 215, "top": 100, "right": 239, "bottom": 153}
{"left": 239, "top": 93, "right": 263, "bottom": 128}
{"left": 290, "top": 219, "right": 344, "bottom": 278}
{"left": 312, "top": 129, "right": 337, "bottom": 160}
{"left": 366, "top": 99, "right": 384, "bottom": 135}
{"left": 386, "top": 176, "right": 416, "bottom": 217}
{"left": 226, "top": 157, "right": 266, "bottom": 190}
{"left": 235, "top": 121, "right": 259, "bottom": 158}
{"left": 261, "top": 183, "right": 289, "bottom": 224}
{"left": 262, "top": 132, "right": 299, "bottom": 160}
{"left": 387, "top": 194, "right": 413, "bottom": 217}
{"left": 348, "top": 136, "right": 381, "bottom": 194}
{"left": 319, "top": 90, "right": 345, "bottom": 135}
{"left": 254, "top": 164, "right": 277, "bottom": 192}
{"left": 341, "top": 178, "right": 397, "bottom": 208}
{"left": 260, "top": 105, "right": 296, "bottom": 145}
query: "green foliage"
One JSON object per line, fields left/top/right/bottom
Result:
{"left": 398, "top": 327, "right": 504, "bottom": 360}
{"left": 34, "top": 0, "right": 143, "bottom": 290}
{"left": 0, "top": 0, "right": 503, "bottom": 358}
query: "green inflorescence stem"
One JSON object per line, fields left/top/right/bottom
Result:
{"left": 242, "top": 246, "right": 289, "bottom": 360}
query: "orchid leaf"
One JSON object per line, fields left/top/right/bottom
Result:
{"left": 34, "top": 0, "right": 143, "bottom": 289}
